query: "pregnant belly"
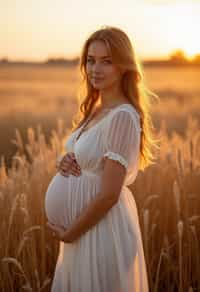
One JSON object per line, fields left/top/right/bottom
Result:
{"left": 45, "top": 171, "right": 101, "bottom": 229}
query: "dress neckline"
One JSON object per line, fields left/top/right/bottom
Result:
{"left": 75, "top": 103, "right": 137, "bottom": 142}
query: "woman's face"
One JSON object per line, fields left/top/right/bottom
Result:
{"left": 86, "top": 40, "right": 122, "bottom": 90}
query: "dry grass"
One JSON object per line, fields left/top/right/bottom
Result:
{"left": 131, "top": 116, "right": 200, "bottom": 291}
{"left": 0, "top": 64, "right": 200, "bottom": 291}
{"left": 0, "top": 120, "right": 70, "bottom": 292}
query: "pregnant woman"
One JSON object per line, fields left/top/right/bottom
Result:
{"left": 45, "top": 25, "right": 157, "bottom": 291}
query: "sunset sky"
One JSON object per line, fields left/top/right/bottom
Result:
{"left": 0, "top": 0, "right": 200, "bottom": 61}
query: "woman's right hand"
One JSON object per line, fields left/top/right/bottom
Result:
{"left": 56, "top": 152, "right": 82, "bottom": 177}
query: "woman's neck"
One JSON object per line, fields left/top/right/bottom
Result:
{"left": 99, "top": 96, "right": 130, "bottom": 110}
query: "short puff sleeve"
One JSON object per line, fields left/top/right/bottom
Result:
{"left": 102, "top": 109, "right": 141, "bottom": 171}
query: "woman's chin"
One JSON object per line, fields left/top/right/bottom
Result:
{"left": 92, "top": 83, "right": 107, "bottom": 90}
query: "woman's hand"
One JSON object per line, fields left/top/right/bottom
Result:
{"left": 56, "top": 152, "right": 82, "bottom": 177}
{"left": 46, "top": 221, "right": 74, "bottom": 243}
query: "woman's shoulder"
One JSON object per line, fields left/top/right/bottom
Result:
{"left": 109, "top": 103, "right": 140, "bottom": 122}
{"left": 103, "top": 103, "right": 141, "bottom": 135}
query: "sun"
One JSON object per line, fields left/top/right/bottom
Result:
{"left": 183, "top": 47, "right": 200, "bottom": 60}
{"left": 173, "top": 4, "right": 200, "bottom": 59}
{"left": 160, "top": 3, "right": 200, "bottom": 60}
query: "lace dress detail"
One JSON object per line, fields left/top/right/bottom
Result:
{"left": 103, "top": 151, "right": 129, "bottom": 169}
{"left": 102, "top": 108, "right": 141, "bottom": 174}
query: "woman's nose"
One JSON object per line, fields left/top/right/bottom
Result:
{"left": 92, "top": 63, "right": 103, "bottom": 73}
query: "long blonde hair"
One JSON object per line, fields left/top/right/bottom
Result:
{"left": 71, "top": 25, "right": 160, "bottom": 171}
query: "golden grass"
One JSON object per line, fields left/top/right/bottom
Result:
{"left": 0, "top": 119, "right": 70, "bottom": 291}
{"left": 131, "top": 116, "right": 200, "bottom": 291}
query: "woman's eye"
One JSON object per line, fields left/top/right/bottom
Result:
{"left": 87, "top": 59, "right": 93, "bottom": 63}
{"left": 87, "top": 59, "right": 112, "bottom": 64}
{"left": 103, "top": 60, "right": 112, "bottom": 64}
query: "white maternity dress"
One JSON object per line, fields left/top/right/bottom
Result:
{"left": 45, "top": 103, "right": 149, "bottom": 292}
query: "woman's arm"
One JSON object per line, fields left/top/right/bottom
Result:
{"left": 63, "top": 158, "right": 126, "bottom": 242}
{"left": 48, "top": 111, "right": 139, "bottom": 242}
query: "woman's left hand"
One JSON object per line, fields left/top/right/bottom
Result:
{"left": 46, "top": 221, "right": 74, "bottom": 243}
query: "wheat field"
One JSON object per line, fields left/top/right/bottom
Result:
{"left": 0, "top": 64, "right": 200, "bottom": 291}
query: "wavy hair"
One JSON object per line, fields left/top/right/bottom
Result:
{"left": 71, "top": 25, "right": 160, "bottom": 171}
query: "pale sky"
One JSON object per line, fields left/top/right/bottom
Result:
{"left": 0, "top": 0, "right": 200, "bottom": 61}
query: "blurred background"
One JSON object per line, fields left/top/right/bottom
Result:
{"left": 1, "top": 0, "right": 200, "bottom": 167}
{"left": 0, "top": 1, "right": 200, "bottom": 291}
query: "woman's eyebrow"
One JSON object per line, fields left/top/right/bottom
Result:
{"left": 87, "top": 55, "right": 111, "bottom": 59}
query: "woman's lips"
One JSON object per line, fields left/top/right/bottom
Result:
{"left": 92, "top": 77, "right": 104, "bottom": 82}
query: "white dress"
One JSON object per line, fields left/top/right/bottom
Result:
{"left": 45, "top": 103, "right": 149, "bottom": 292}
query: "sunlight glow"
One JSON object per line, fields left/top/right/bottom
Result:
{"left": 158, "top": 3, "right": 200, "bottom": 59}
{"left": 0, "top": 0, "right": 199, "bottom": 60}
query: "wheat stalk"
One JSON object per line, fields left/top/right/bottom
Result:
{"left": 173, "top": 180, "right": 181, "bottom": 218}
{"left": 178, "top": 220, "right": 184, "bottom": 292}
{"left": 2, "top": 257, "right": 31, "bottom": 289}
